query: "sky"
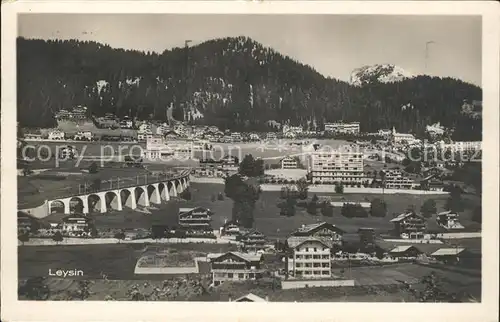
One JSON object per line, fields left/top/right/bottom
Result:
{"left": 18, "top": 14, "right": 482, "bottom": 86}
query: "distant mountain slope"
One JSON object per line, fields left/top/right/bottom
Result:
{"left": 350, "top": 64, "right": 415, "bottom": 86}
{"left": 17, "top": 37, "right": 482, "bottom": 140}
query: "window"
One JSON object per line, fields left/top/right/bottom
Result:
{"left": 322, "top": 271, "right": 329, "bottom": 275}
{"left": 228, "top": 273, "right": 233, "bottom": 278}
{"left": 238, "top": 273, "right": 244, "bottom": 279}
{"left": 314, "top": 248, "right": 317, "bottom": 252}
{"left": 296, "top": 263, "right": 302, "bottom": 268}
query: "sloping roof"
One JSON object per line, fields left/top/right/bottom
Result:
{"left": 178, "top": 207, "right": 210, "bottom": 215}
{"left": 234, "top": 293, "right": 267, "bottom": 302}
{"left": 390, "top": 212, "right": 423, "bottom": 222}
{"left": 294, "top": 222, "right": 345, "bottom": 235}
{"left": 286, "top": 236, "right": 333, "bottom": 249}
{"left": 389, "top": 245, "right": 420, "bottom": 254}
{"left": 211, "top": 251, "right": 262, "bottom": 263}
{"left": 431, "top": 248, "right": 466, "bottom": 256}
{"left": 241, "top": 229, "right": 265, "bottom": 238}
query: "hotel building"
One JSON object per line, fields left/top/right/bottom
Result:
{"left": 281, "top": 156, "right": 299, "bottom": 169}
{"left": 209, "top": 252, "right": 264, "bottom": 286}
{"left": 178, "top": 207, "right": 212, "bottom": 231}
{"left": 308, "top": 148, "right": 364, "bottom": 186}
{"left": 324, "top": 122, "right": 360, "bottom": 134}
{"left": 286, "top": 236, "right": 332, "bottom": 279}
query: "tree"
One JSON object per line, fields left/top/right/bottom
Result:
{"left": 114, "top": 231, "right": 126, "bottom": 243}
{"left": 18, "top": 277, "right": 50, "bottom": 300}
{"left": 18, "top": 232, "right": 30, "bottom": 245}
{"left": 321, "top": 202, "right": 334, "bottom": 217}
{"left": 370, "top": 198, "right": 387, "bottom": 217}
{"left": 52, "top": 231, "right": 63, "bottom": 244}
{"left": 238, "top": 154, "right": 263, "bottom": 177}
{"left": 445, "top": 186, "right": 464, "bottom": 212}
{"left": 280, "top": 197, "right": 296, "bottom": 217}
{"left": 335, "top": 183, "right": 344, "bottom": 194}
{"left": 341, "top": 203, "right": 368, "bottom": 218}
{"left": 211, "top": 194, "right": 216, "bottom": 202}
{"left": 88, "top": 162, "right": 99, "bottom": 174}
{"left": 224, "top": 174, "right": 261, "bottom": 228}
{"left": 217, "top": 192, "right": 224, "bottom": 201}
{"left": 421, "top": 199, "right": 437, "bottom": 218}
{"left": 471, "top": 205, "right": 481, "bottom": 223}
{"left": 296, "top": 178, "right": 309, "bottom": 199}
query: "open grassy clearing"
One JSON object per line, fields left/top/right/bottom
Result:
{"left": 18, "top": 243, "right": 237, "bottom": 280}
{"left": 88, "top": 182, "right": 480, "bottom": 237}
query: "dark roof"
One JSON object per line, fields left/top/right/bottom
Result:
{"left": 286, "top": 236, "right": 334, "bottom": 249}
{"left": 293, "top": 222, "right": 346, "bottom": 235}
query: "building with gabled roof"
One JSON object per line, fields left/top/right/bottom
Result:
{"left": 178, "top": 207, "right": 212, "bottom": 231}
{"left": 233, "top": 293, "right": 268, "bottom": 302}
{"left": 436, "top": 211, "right": 464, "bottom": 230}
{"left": 285, "top": 236, "right": 333, "bottom": 279}
{"left": 431, "top": 247, "right": 470, "bottom": 264}
{"left": 292, "top": 222, "right": 345, "bottom": 247}
{"left": 388, "top": 245, "right": 422, "bottom": 258}
{"left": 390, "top": 212, "right": 427, "bottom": 239}
{"left": 209, "top": 251, "right": 264, "bottom": 286}
{"left": 239, "top": 229, "right": 266, "bottom": 252}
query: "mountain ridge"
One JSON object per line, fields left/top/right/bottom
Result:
{"left": 17, "top": 36, "right": 482, "bottom": 140}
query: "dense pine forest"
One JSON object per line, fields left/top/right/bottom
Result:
{"left": 17, "top": 36, "right": 482, "bottom": 140}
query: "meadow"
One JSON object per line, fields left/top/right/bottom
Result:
{"left": 86, "top": 181, "right": 480, "bottom": 239}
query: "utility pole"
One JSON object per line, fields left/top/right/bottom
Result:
{"left": 425, "top": 41, "right": 435, "bottom": 72}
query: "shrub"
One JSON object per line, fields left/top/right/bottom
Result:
{"left": 217, "top": 192, "right": 224, "bottom": 201}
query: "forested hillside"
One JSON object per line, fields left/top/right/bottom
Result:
{"left": 17, "top": 36, "right": 482, "bottom": 140}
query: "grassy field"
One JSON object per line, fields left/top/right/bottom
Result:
{"left": 88, "top": 181, "right": 480, "bottom": 238}
{"left": 180, "top": 183, "right": 481, "bottom": 238}
{"left": 18, "top": 243, "right": 237, "bottom": 280}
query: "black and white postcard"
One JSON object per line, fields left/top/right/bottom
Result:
{"left": 1, "top": 1, "right": 499, "bottom": 322}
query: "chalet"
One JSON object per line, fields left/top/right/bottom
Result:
{"left": 178, "top": 207, "right": 212, "bottom": 231}
{"left": 62, "top": 214, "right": 93, "bottom": 236}
{"left": 280, "top": 156, "right": 298, "bottom": 169}
{"left": 388, "top": 245, "right": 422, "bottom": 259}
{"left": 239, "top": 229, "right": 266, "bottom": 252}
{"left": 48, "top": 130, "right": 65, "bottom": 140}
{"left": 209, "top": 252, "right": 264, "bottom": 286}
{"left": 436, "top": 211, "right": 464, "bottom": 230}
{"left": 430, "top": 247, "right": 468, "bottom": 264}
{"left": 390, "top": 212, "right": 427, "bottom": 239}
{"left": 292, "top": 222, "right": 345, "bottom": 248}
{"left": 220, "top": 220, "right": 242, "bottom": 237}
{"left": 221, "top": 155, "right": 239, "bottom": 169}
{"left": 233, "top": 293, "right": 268, "bottom": 302}
{"left": 286, "top": 236, "right": 333, "bottom": 279}
{"left": 25, "top": 133, "right": 42, "bottom": 140}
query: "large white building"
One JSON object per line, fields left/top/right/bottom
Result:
{"left": 143, "top": 136, "right": 192, "bottom": 160}
{"left": 324, "top": 122, "right": 360, "bottom": 134}
{"left": 391, "top": 127, "right": 417, "bottom": 145}
{"left": 281, "top": 156, "right": 298, "bottom": 169}
{"left": 48, "top": 130, "right": 65, "bottom": 140}
{"left": 308, "top": 148, "right": 364, "bottom": 186}
{"left": 438, "top": 141, "right": 482, "bottom": 152}
{"left": 286, "top": 236, "right": 332, "bottom": 279}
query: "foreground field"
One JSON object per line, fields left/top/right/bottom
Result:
{"left": 19, "top": 262, "right": 480, "bottom": 302}
{"left": 18, "top": 243, "right": 237, "bottom": 280}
